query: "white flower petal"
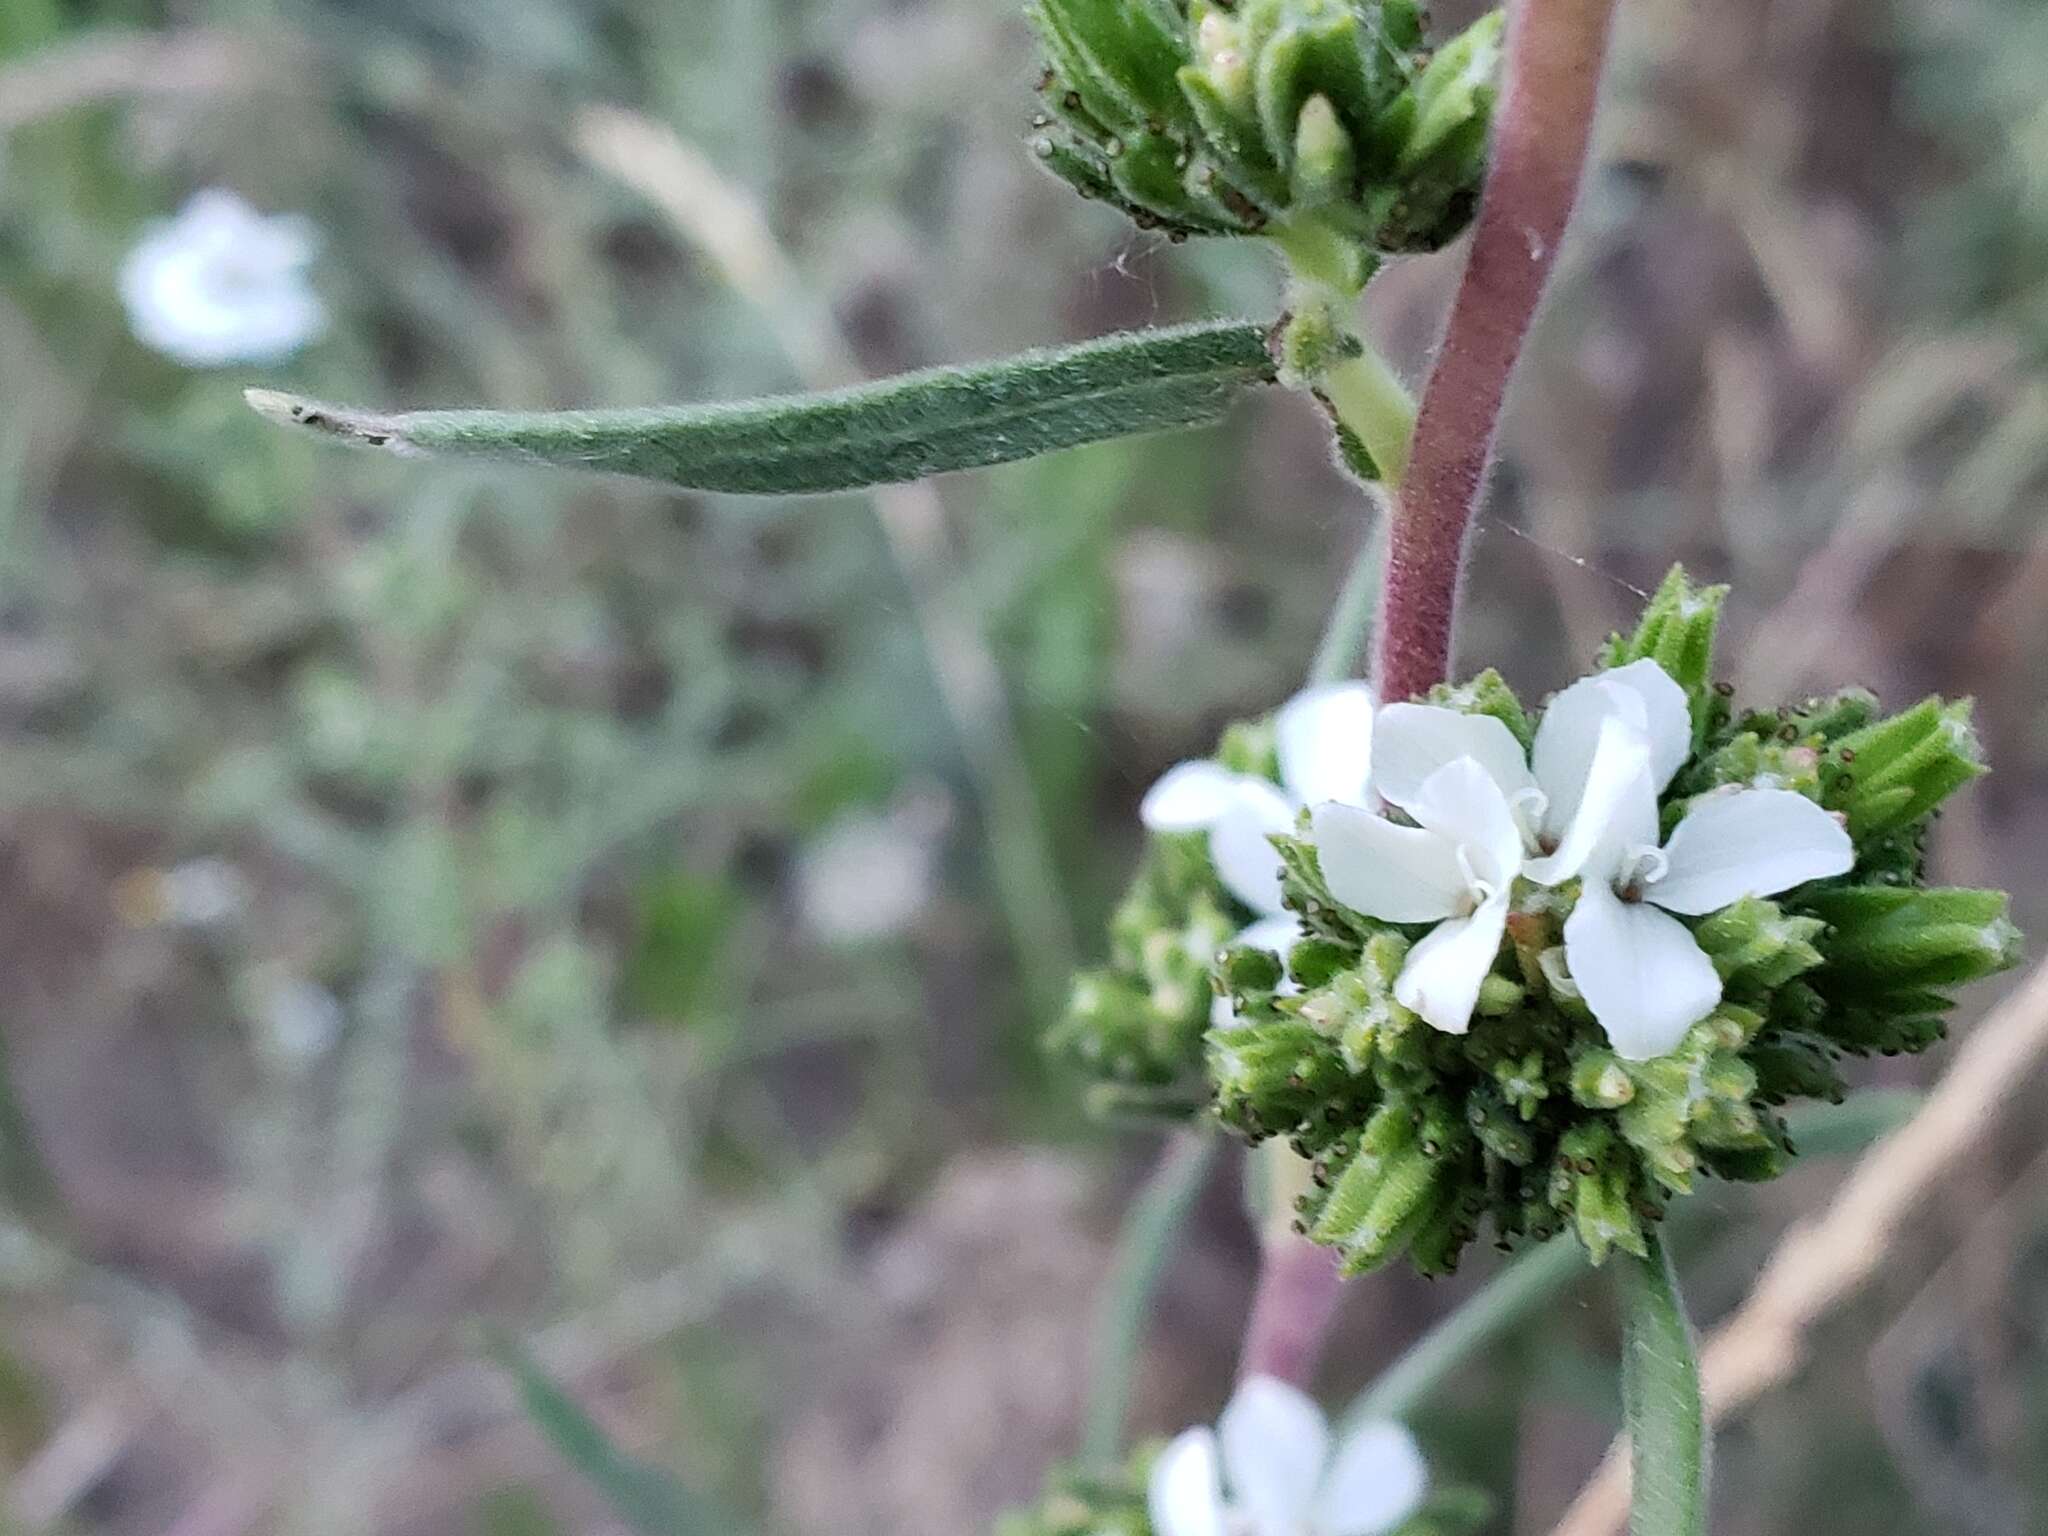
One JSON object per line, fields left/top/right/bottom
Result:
{"left": 1277, "top": 683, "right": 1375, "bottom": 809}
{"left": 1403, "top": 758, "right": 1526, "bottom": 894}
{"left": 1393, "top": 894, "right": 1510, "bottom": 1035}
{"left": 1648, "top": 788, "right": 1855, "bottom": 915}
{"left": 1219, "top": 1376, "right": 1329, "bottom": 1536}
{"left": 1210, "top": 781, "right": 1298, "bottom": 916}
{"left": 1532, "top": 660, "right": 1692, "bottom": 833}
{"left": 1150, "top": 1427, "right": 1227, "bottom": 1536}
{"left": 1142, "top": 761, "right": 1257, "bottom": 832}
{"left": 1370, "top": 704, "right": 1533, "bottom": 821}
{"left": 1314, "top": 1419, "right": 1430, "bottom": 1536}
{"left": 1598, "top": 659, "right": 1695, "bottom": 791}
{"left": 1563, "top": 881, "right": 1723, "bottom": 1060}
{"left": 1310, "top": 803, "right": 1468, "bottom": 924}
{"left": 1525, "top": 717, "right": 1658, "bottom": 887}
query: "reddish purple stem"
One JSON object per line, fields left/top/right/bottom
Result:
{"left": 1238, "top": 0, "right": 1619, "bottom": 1392}
{"left": 1373, "top": 0, "right": 1621, "bottom": 702}
{"left": 1237, "top": 1232, "right": 1347, "bottom": 1388}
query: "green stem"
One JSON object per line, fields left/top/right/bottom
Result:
{"left": 1270, "top": 218, "right": 1372, "bottom": 298}
{"left": 1321, "top": 343, "right": 1417, "bottom": 488}
{"left": 1622, "top": 1234, "right": 1709, "bottom": 1536}
{"left": 1082, "top": 1130, "right": 1221, "bottom": 1469}
{"left": 1309, "top": 515, "right": 1389, "bottom": 687}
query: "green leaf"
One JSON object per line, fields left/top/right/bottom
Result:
{"left": 1621, "top": 1236, "right": 1709, "bottom": 1536}
{"left": 487, "top": 1330, "right": 740, "bottom": 1536}
{"left": 247, "top": 321, "right": 1277, "bottom": 496}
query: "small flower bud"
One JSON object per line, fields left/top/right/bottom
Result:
{"left": 1570, "top": 1050, "right": 1636, "bottom": 1109}
{"left": 1026, "top": 0, "right": 1498, "bottom": 260}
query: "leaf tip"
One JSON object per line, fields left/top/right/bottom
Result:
{"left": 244, "top": 388, "right": 413, "bottom": 453}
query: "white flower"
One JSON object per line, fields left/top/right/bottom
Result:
{"left": 1141, "top": 684, "right": 1374, "bottom": 979}
{"left": 1312, "top": 660, "right": 1854, "bottom": 1058}
{"left": 1149, "top": 1376, "right": 1428, "bottom": 1536}
{"left": 797, "top": 805, "right": 942, "bottom": 944}
{"left": 1526, "top": 716, "right": 1854, "bottom": 1061}
{"left": 1312, "top": 754, "right": 1526, "bottom": 1037}
{"left": 119, "top": 190, "right": 327, "bottom": 367}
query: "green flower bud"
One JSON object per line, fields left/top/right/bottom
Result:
{"left": 1808, "top": 885, "right": 2021, "bottom": 994}
{"left": 1027, "top": 0, "right": 1501, "bottom": 262}
{"left": 1308, "top": 1099, "right": 1457, "bottom": 1273}
{"left": 1599, "top": 564, "right": 1730, "bottom": 737}
{"left": 1430, "top": 667, "right": 1535, "bottom": 750}
{"left": 1824, "top": 697, "right": 1986, "bottom": 842}
{"left": 1691, "top": 896, "right": 1827, "bottom": 993}
{"left": 1570, "top": 1049, "right": 1636, "bottom": 1109}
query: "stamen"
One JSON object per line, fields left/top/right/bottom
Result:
{"left": 1509, "top": 785, "right": 1550, "bottom": 842}
{"left": 1453, "top": 844, "right": 1498, "bottom": 905}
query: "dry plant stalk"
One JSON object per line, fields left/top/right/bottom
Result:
{"left": 1548, "top": 955, "right": 2048, "bottom": 1536}
{"left": 0, "top": 29, "right": 289, "bottom": 135}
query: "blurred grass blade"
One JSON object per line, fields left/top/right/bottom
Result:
{"left": 1622, "top": 1236, "right": 1708, "bottom": 1536}
{"left": 1084, "top": 1129, "right": 1220, "bottom": 1468}
{"left": 1778, "top": 1088, "right": 1921, "bottom": 1156}
{"left": 488, "top": 1330, "right": 740, "bottom": 1536}
{"left": 1332, "top": 1091, "right": 1916, "bottom": 1435}
{"left": 247, "top": 321, "right": 1276, "bottom": 496}
{"left": 1344, "top": 1236, "right": 1583, "bottom": 1430}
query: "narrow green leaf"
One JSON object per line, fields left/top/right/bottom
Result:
{"left": 1621, "top": 1236, "right": 1709, "bottom": 1536}
{"left": 247, "top": 320, "right": 1277, "bottom": 496}
{"left": 1083, "top": 1129, "right": 1220, "bottom": 1468}
{"left": 488, "top": 1330, "right": 740, "bottom": 1536}
{"left": 1343, "top": 1237, "right": 1584, "bottom": 1431}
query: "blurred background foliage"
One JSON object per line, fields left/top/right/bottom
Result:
{"left": 0, "top": 0, "right": 2045, "bottom": 1532}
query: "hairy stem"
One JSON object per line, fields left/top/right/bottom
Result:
{"left": 1374, "top": 0, "right": 1620, "bottom": 700}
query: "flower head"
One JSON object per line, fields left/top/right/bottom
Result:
{"left": 1150, "top": 1377, "right": 1427, "bottom": 1536}
{"left": 1527, "top": 702, "right": 1852, "bottom": 1061}
{"left": 1315, "top": 659, "right": 1854, "bottom": 1058}
{"left": 120, "top": 190, "right": 327, "bottom": 367}
{"left": 1202, "top": 566, "right": 2017, "bottom": 1277}
{"left": 1143, "top": 682, "right": 1374, "bottom": 964}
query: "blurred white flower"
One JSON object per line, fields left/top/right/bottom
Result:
{"left": 797, "top": 804, "right": 943, "bottom": 945}
{"left": 1141, "top": 683, "right": 1374, "bottom": 976}
{"left": 252, "top": 973, "right": 344, "bottom": 1071}
{"left": 119, "top": 190, "right": 327, "bottom": 367}
{"left": 160, "top": 856, "right": 252, "bottom": 927}
{"left": 1150, "top": 1375, "right": 1428, "bottom": 1536}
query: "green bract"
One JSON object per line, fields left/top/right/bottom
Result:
{"left": 1026, "top": 0, "right": 1503, "bottom": 281}
{"left": 1049, "top": 718, "right": 1281, "bottom": 1117}
{"left": 997, "top": 1459, "right": 1154, "bottom": 1536}
{"left": 1214, "top": 568, "right": 2019, "bottom": 1276}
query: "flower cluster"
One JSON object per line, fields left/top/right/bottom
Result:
{"left": 1024, "top": 0, "right": 1501, "bottom": 281}
{"left": 1212, "top": 569, "right": 2019, "bottom": 1274}
{"left": 1049, "top": 685, "right": 1372, "bottom": 1117}
{"left": 999, "top": 1378, "right": 1487, "bottom": 1536}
